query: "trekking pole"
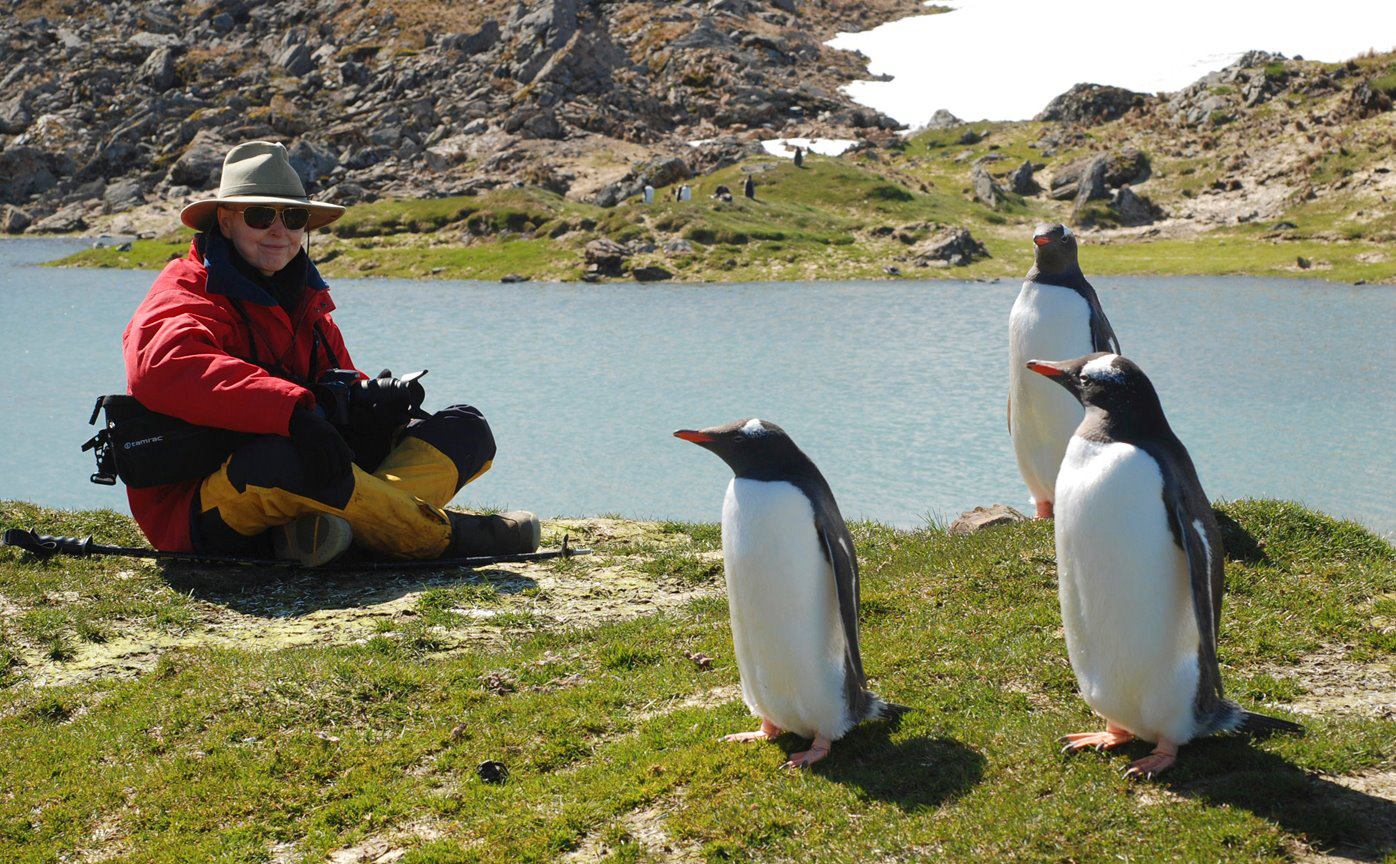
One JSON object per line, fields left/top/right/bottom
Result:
{"left": 1, "top": 527, "right": 591, "bottom": 571}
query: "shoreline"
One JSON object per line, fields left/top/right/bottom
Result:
{"left": 39, "top": 232, "right": 1396, "bottom": 286}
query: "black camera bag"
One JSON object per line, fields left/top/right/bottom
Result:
{"left": 84, "top": 395, "right": 251, "bottom": 488}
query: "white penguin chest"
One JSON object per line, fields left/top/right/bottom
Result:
{"left": 1009, "top": 280, "right": 1095, "bottom": 368}
{"left": 1008, "top": 281, "right": 1096, "bottom": 499}
{"left": 720, "top": 478, "right": 851, "bottom": 739}
{"left": 1054, "top": 437, "right": 1202, "bottom": 742}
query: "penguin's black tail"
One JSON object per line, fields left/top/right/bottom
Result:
{"left": 1236, "top": 710, "right": 1304, "bottom": 739}
{"left": 868, "top": 699, "right": 913, "bottom": 724}
{"left": 880, "top": 701, "right": 914, "bottom": 719}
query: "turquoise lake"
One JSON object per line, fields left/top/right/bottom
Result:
{"left": 1, "top": 238, "right": 1392, "bottom": 537}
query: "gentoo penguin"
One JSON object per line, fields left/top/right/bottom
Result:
{"left": 674, "top": 419, "right": 888, "bottom": 768}
{"left": 1008, "top": 224, "right": 1120, "bottom": 518}
{"left": 743, "top": 175, "right": 756, "bottom": 199}
{"left": 1027, "top": 353, "right": 1301, "bottom": 778}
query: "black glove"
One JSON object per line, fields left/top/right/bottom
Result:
{"left": 288, "top": 407, "right": 354, "bottom": 487}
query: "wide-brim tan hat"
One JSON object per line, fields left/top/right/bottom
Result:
{"left": 180, "top": 140, "right": 345, "bottom": 231}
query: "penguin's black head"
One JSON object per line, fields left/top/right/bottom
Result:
{"left": 1027, "top": 353, "right": 1169, "bottom": 435}
{"left": 1031, "top": 223, "right": 1079, "bottom": 275}
{"left": 674, "top": 418, "right": 810, "bottom": 480}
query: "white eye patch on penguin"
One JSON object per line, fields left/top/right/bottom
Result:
{"left": 1082, "top": 354, "right": 1127, "bottom": 382}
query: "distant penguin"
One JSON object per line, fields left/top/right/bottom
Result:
{"left": 643, "top": 184, "right": 655, "bottom": 204}
{"left": 743, "top": 175, "right": 756, "bottom": 199}
{"left": 674, "top": 418, "right": 889, "bottom": 768}
{"left": 679, "top": 184, "right": 693, "bottom": 202}
{"left": 793, "top": 145, "right": 804, "bottom": 168}
{"left": 1028, "top": 353, "right": 1301, "bottom": 778}
{"left": 1008, "top": 223, "right": 1119, "bottom": 518}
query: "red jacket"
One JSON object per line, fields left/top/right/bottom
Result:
{"left": 122, "top": 232, "right": 358, "bottom": 550}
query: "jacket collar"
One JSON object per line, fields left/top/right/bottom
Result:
{"left": 192, "top": 231, "right": 330, "bottom": 306}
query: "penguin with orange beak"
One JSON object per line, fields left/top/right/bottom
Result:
{"left": 1008, "top": 224, "right": 1120, "bottom": 518}
{"left": 1028, "top": 353, "right": 1301, "bottom": 778}
{"left": 674, "top": 419, "right": 890, "bottom": 769}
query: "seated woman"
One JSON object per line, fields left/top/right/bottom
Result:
{"left": 122, "top": 141, "right": 537, "bottom": 566}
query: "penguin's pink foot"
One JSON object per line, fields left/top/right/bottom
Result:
{"left": 782, "top": 735, "right": 832, "bottom": 770}
{"left": 1059, "top": 726, "right": 1135, "bottom": 754}
{"left": 1124, "top": 742, "right": 1178, "bottom": 780}
{"left": 1035, "top": 500, "right": 1054, "bottom": 519}
{"left": 722, "top": 717, "right": 781, "bottom": 743}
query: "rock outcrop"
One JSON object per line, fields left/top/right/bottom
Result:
{"left": 591, "top": 155, "right": 693, "bottom": 206}
{"left": 1050, "top": 147, "right": 1150, "bottom": 200}
{"left": 1009, "top": 160, "right": 1038, "bottom": 195}
{"left": 925, "top": 108, "right": 961, "bottom": 129}
{"left": 912, "top": 227, "right": 988, "bottom": 267}
{"left": 1107, "top": 185, "right": 1163, "bottom": 227}
{"left": 1164, "top": 51, "right": 1293, "bottom": 127}
{"left": 584, "top": 237, "right": 629, "bottom": 276}
{"left": 1036, "top": 83, "right": 1151, "bottom": 125}
{"left": 970, "top": 163, "right": 1002, "bottom": 208}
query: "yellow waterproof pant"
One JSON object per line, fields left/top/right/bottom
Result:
{"left": 194, "top": 405, "right": 495, "bottom": 560}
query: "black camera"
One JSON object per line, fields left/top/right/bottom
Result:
{"left": 313, "top": 368, "right": 429, "bottom": 432}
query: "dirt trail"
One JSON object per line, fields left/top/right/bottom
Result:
{"left": 1266, "top": 647, "right": 1395, "bottom": 721}
{"left": 21, "top": 519, "right": 719, "bottom": 688}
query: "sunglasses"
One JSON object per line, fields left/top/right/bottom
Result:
{"left": 236, "top": 205, "right": 310, "bottom": 231}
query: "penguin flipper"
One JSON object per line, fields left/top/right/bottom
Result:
{"left": 1145, "top": 439, "right": 1228, "bottom": 717}
{"left": 1079, "top": 274, "right": 1121, "bottom": 354}
{"left": 815, "top": 514, "right": 879, "bottom": 728}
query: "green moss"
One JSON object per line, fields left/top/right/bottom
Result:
{"left": 332, "top": 196, "right": 480, "bottom": 237}
{"left": 1369, "top": 72, "right": 1396, "bottom": 97}
{"left": 50, "top": 238, "right": 189, "bottom": 270}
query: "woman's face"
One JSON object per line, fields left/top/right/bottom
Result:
{"left": 217, "top": 205, "right": 304, "bottom": 276}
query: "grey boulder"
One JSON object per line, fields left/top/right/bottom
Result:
{"left": 913, "top": 227, "right": 989, "bottom": 267}
{"left": 949, "top": 504, "right": 1027, "bottom": 536}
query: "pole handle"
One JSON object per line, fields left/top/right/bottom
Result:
{"left": 1, "top": 528, "right": 94, "bottom": 560}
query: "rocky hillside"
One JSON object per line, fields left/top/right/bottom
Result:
{"left": 1005, "top": 49, "right": 1396, "bottom": 241}
{"left": 0, "top": 0, "right": 921, "bottom": 234}
{"left": 44, "top": 45, "right": 1396, "bottom": 285}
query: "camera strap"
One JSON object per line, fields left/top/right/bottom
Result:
{"left": 228, "top": 297, "right": 338, "bottom": 387}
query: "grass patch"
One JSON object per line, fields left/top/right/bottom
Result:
{"left": 331, "top": 195, "right": 481, "bottom": 237}
{"left": 0, "top": 500, "right": 1390, "bottom": 861}
{"left": 51, "top": 238, "right": 188, "bottom": 270}
{"left": 1370, "top": 72, "right": 1396, "bottom": 97}
{"left": 1079, "top": 235, "right": 1396, "bottom": 283}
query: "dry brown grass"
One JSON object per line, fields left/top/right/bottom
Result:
{"left": 11, "top": 0, "right": 100, "bottom": 21}
{"left": 354, "top": 0, "right": 517, "bottom": 40}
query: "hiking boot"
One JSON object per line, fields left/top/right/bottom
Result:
{"left": 271, "top": 512, "right": 353, "bottom": 568}
{"left": 446, "top": 510, "right": 541, "bottom": 557}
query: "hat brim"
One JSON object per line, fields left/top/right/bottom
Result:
{"left": 180, "top": 195, "right": 346, "bottom": 231}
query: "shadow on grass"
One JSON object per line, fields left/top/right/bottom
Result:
{"left": 794, "top": 715, "right": 986, "bottom": 811}
{"left": 1161, "top": 739, "right": 1396, "bottom": 862}
{"left": 159, "top": 562, "right": 538, "bottom": 618}
{"left": 1215, "top": 508, "right": 1268, "bottom": 564}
